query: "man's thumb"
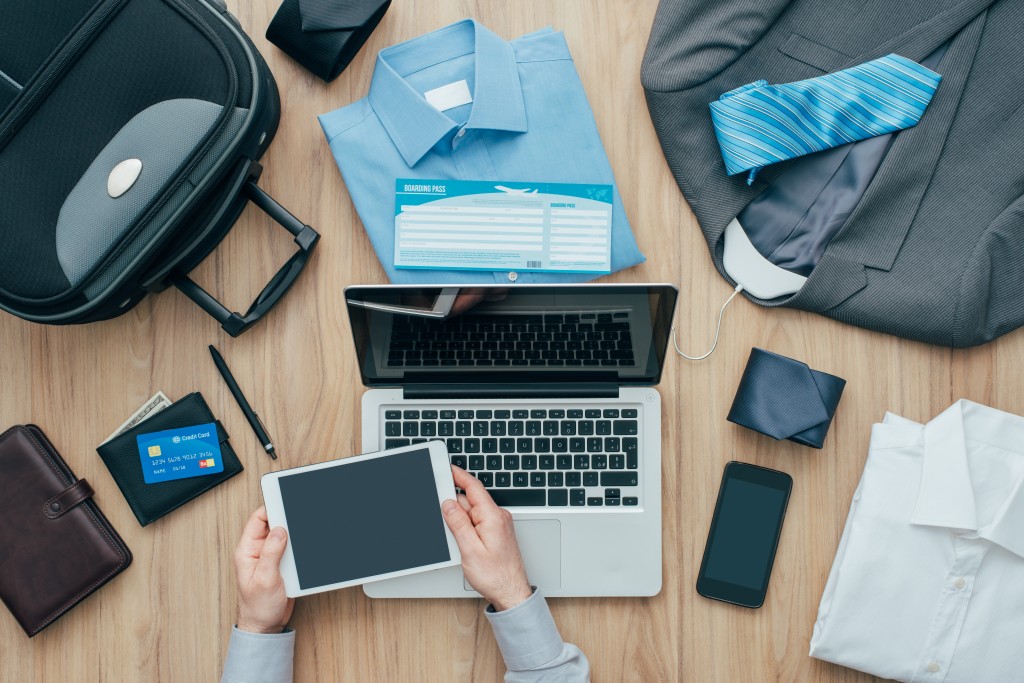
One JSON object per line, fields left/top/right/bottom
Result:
{"left": 255, "top": 527, "right": 288, "bottom": 580}
{"left": 442, "top": 500, "right": 479, "bottom": 551}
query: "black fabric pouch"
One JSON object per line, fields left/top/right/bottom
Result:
{"left": 266, "top": 0, "right": 391, "bottom": 81}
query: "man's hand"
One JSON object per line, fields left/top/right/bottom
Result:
{"left": 449, "top": 288, "right": 510, "bottom": 316}
{"left": 442, "top": 466, "right": 533, "bottom": 611}
{"left": 232, "top": 506, "right": 295, "bottom": 634}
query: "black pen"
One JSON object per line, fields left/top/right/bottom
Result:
{"left": 208, "top": 344, "right": 277, "bottom": 460}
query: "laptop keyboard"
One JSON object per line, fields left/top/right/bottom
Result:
{"left": 384, "top": 406, "right": 640, "bottom": 508}
{"left": 386, "top": 312, "right": 636, "bottom": 368}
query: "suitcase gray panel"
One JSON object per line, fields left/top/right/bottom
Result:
{"left": 81, "top": 104, "right": 249, "bottom": 300}
{"left": 56, "top": 98, "right": 224, "bottom": 287}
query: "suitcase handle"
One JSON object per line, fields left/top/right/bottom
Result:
{"left": 173, "top": 181, "right": 319, "bottom": 337}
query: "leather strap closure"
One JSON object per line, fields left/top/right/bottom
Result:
{"left": 215, "top": 420, "right": 230, "bottom": 443}
{"left": 44, "top": 479, "right": 95, "bottom": 519}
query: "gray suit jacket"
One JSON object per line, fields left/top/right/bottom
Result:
{"left": 643, "top": 0, "right": 1024, "bottom": 347}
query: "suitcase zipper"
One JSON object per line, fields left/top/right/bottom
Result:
{"left": 0, "top": 0, "right": 129, "bottom": 151}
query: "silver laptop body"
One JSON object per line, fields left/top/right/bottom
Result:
{"left": 345, "top": 284, "right": 678, "bottom": 598}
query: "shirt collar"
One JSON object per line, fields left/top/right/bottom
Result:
{"left": 367, "top": 19, "right": 528, "bottom": 167}
{"left": 910, "top": 399, "right": 1024, "bottom": 559}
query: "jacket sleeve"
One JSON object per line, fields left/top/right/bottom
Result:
{"left": 953, "top": 191, "right": 1024, "bottom": 347}
{"left": 485, "top": 590, "right": 590, "bottom": 682}
{"left": 220, "top": 626, "right": 295, "bottom": 683}
{"left": 641, "top": 0, "right": 796, "bottom": 92}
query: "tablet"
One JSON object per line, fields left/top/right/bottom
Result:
{"left": 261, "top": 441, "right": 461, "bottom": 598}
{"left": 346, "top": 286, "right": 459, "bottom": 319}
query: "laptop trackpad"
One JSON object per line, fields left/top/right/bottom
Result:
{"left": 464, "top": 520, "right": 561, "bottom": 592}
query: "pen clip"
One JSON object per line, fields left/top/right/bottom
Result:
{"left": 254, "top": 412, "right": 274, "bottom": 446}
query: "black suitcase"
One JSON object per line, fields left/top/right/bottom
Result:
{"left": 0, "top": 0, "right": 319, "bottom": 336}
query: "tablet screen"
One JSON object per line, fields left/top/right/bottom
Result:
{"left": 278, "top": 448, "right": 451, "bottom": 589}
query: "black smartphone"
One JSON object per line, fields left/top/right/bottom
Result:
{"left": 696, "top": 461, "right": 793, "bottom": 608}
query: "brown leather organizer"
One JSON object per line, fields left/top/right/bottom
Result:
{"left": 0, "top": 425, "right": 132, "bottom": 637}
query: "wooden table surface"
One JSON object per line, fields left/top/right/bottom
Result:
{"left": 3, "top": 1, "right": 1021, "bottom": 681}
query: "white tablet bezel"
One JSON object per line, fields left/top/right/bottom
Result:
{"left": 260, "top": 441, "right": 461, "bottom": 598}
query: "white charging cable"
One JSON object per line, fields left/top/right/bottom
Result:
{"left": 672, "top": 284, "right": 744, "bottom": 361}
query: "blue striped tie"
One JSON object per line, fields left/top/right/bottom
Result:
{"left": 710, "top": 54, "right": 941, "bottom": 184}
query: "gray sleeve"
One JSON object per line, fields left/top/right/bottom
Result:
{"left": 953, "top": 191, "right": 1024, "bottom": 347}
{"left": 485, "top": 591, "right": 590, "bottom": 682}
{"left": 220, "top": 626, "right": 295, "bottom": 683}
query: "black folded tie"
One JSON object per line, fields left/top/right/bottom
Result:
{"left": 727, "top": 348, "right": 846, "bottom": 449}
{"left": 266, "top": 0, "right": 391, "bottom": 82}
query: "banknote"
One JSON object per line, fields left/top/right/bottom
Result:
{"left": 102, "top": 391, "right": 172, "bottom": 444}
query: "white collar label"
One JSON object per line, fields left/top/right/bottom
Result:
{"left": 424, "top": 80, "right": 473, "bottom": 112}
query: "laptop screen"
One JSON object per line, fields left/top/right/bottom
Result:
{"left": 345, "top": 284, "right": 678, "bottom": 386}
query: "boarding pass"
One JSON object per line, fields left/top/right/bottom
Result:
{"left": 394, "top": 179, "right": 613, "bottom": 273}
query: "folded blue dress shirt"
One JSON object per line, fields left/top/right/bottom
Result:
{"left": 318, "top": 19, "right": 645, "bottom": 284}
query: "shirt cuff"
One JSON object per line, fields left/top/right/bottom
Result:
{"left": 484, "top": 589, "right": 565, "bottom": 671}
{"left": 222, "top": 626, "right": 295, "bottom": 683}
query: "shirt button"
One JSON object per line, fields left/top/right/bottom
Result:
{"left": 455, "top": 129, "right": 466, "bottom": 138}
{"left": 954, "top": 577, "right": 966, "bottom": 590}
{"left": 507, "top": 271, "right": 518, "bottom": 282}
{"left": 927, "top": 662, "right": 941, "bottom": 673}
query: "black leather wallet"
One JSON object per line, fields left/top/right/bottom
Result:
{"left": 96, "top": 392, "right": 243, "bottom": 526}
{"left": 266, "top": 0, "right": 391, "bottom": 82}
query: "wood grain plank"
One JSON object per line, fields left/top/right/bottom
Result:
{"left": 2, "top": 2, "right": 1019, "bottom": 682}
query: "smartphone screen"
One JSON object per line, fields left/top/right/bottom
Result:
{"left": 696, "top": 462, "right": 792, "bottom": 608}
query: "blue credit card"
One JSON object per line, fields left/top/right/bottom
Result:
{"left": 136, "top": 422, "right": 224, "bottom": 484}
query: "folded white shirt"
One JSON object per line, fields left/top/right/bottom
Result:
{"left": 810, "top": 399, "right": 1024, "bottom": 682}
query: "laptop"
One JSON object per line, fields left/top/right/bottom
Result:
{"left": 346, "top": 283, "right": 678, "bottom": 597}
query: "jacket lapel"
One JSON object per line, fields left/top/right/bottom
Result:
{"left": 851, "top": 0, "right": 996, "bottom": 65}
{"left": 825, "top": 8, "right": 988, "bottom": 275}
{"left": 699, "top": 0, "right": 997, "bottom": 312}
{"left": 784, "top": 3, "right": 992, "bottom": 313}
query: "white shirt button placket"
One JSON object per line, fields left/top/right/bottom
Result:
{"left": 910, "top": 537, "right": 986, "bottom": 682}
